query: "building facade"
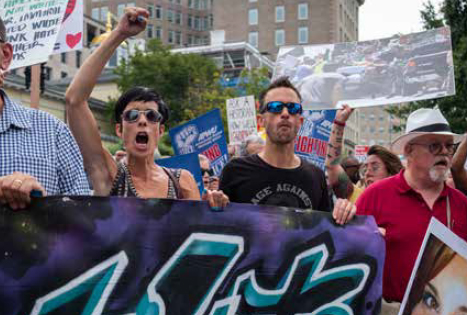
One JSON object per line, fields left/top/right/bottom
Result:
{"left": 85, "top": 0, "right": 213, "bottom": 48}
{"left": 171, "top": 41, "right": 274, "bottom": 90}
{"left": 357, "top": 106, "right": 403, "bottom": 149}
{"left": 213, "top": 0, "right": 364, "bottom": 153}
{"left": 213, "top": 0, "right": 364, "bottom": 59}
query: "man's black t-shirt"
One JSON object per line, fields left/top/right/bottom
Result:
{"left": 219, "top": 154, "right": 330, "bottom": 211}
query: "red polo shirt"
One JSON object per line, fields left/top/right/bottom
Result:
{"left": 356, "top": 170, "right": 467, "bottom": 302}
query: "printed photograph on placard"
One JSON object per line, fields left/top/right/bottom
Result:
{"left": 399, "top": 218, "right": 467, "bottom": 315}
{"left": 274, "top": 27, "right": 455, "bottom": 110}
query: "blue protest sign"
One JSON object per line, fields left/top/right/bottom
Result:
{"left": 156, "top": 153, "right": 204, "bottom": 194}
{"left": 294, "top": 109, "right": 337, "bottom": 170}
{"left": 169, "top": 109, "right": 229, "bottom": 176}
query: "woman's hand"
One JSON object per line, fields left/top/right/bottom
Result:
{"left": 116, "top": 7, "right": 149, "bottom": 39}
{"left": 202, "top": 189, "right": 229, "bottom": 211}
{"left": 335, "top": 104, "right": 353, "bottom": 123}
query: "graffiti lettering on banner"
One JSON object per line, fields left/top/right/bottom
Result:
{"left": 157, "top": 152, "right": 204, "bottom": 194}
{"left": 226, "top": 95, "right": 258, "bottom": 145}
{"left": 0, "top": 197, "right": 384, "bottom": 314}
{"left": 170, "top": 109, "right": 229, "bottom": 176}
{"left": 274, "top": 27, "right": 456, "bottom": 110}
{"left": 399, "top": 218, "right": 467, "bottom": 315}
{"left": 295, "top": 109, "right": 337, "bottom": 170}
{"left": 1, "top": 0, "right": 68, "bottom": 69}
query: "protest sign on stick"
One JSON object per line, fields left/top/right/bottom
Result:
{"left": 355, "top": 145, "right": 370, "bottom": 163}
{"left": 226, "top": 95, "right": 258, "bottom": 145}
{"left": 0, "top": 197, "right": 384, "bottom": 314}
{"left": 0, "top": 0, "right": 68, "bottom": 69}
{"left": 274, "top": 27, "right": 455, "bottom": 110}
{"left": 294, "top": 109, "right": 337, "bottom": 170}
{"left": 399, "top": 218, "right": 467, "bottom": 315}
{"left": 169, "top": 109, "right": 229, "bottom": 176}
{"left": 30, "top": 64, "right": 40, "bottom": 108}
{"left": 156, "top": 152, "right": 204, "bottom": 194}
{"left": 53, "top": 0, "right": 83, "bottom": 54}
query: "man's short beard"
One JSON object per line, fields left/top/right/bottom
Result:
{"left": 267, "top": 128, "right": 297, "bottom": 145}
{"left": 429, "top": 167, "right": 449, "bottom": 183}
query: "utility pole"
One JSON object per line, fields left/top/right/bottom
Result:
{"left": 30, "top": 64, "right": 40, "bottom": 109}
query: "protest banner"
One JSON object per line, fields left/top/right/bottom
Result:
{"left": 355, "top": 145, "right": 370, "bottom": 163}
{"left": 0, "top": 197, "right": 384, "bottom": 314}
{"left": 294, "top": 109, "right": 337, "bottom": 170}
{"left": 226, "top": 95, "right": 258, "bottom": 145}
{"left": 53, "top": 0, "right": 83, "bottom": 54}
{"left": 169, "top": 109, "right": 229, "bottom": 176}
{"left": 274, "top": 27, "right": 455, "bottom": 110}
{"left": 156, "top": 152, "right": 204, "bottom": 194}
{"left": 399, "top": 218, "right": 467, "bottom": 315}
{"left": 0, "top": 0, "right": 68, "bottom": 69}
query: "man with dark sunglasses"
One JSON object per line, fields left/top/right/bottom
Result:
{"left": 0, "top": 17, "right": 90, "bottom": 209}
{"left": 220, "top": 77, "right": 355, "bottom": 224}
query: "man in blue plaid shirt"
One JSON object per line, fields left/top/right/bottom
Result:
{"left": 0, "top": 17, "right": 90, "bottom": 210}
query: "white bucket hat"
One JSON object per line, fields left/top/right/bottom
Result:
{"left": 391, "top": 107, "right": 463, "bottom": 154}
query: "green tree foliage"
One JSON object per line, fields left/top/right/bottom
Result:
{"left": 110, "top": 41, "right": 273, "bottom": 127}
{"left": 114, "top": 40, "right": 225, "bottom": 128}
{"left": 107, "top": 40, "right": 272, "bottom": 149}
{"left": 387, "top": 0, "right": 467, "bottom": 133}
{"left": 238, "top": 67, "right": 271, "bottom": 99}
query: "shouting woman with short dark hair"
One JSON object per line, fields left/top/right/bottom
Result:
{"left": 65, "top": 7, "right": 228, "bottom": 208}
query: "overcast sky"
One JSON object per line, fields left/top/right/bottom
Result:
{"left": 359, "top": 0, "right": 444, "bottom": 41}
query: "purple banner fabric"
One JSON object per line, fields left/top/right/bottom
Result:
{"left": 0, "top": 197, "right": 384, "bottom": 314}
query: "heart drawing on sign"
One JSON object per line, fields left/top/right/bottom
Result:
{"left": 63, "top": 0, "right": 77, "bottom": 22}
{"left": 66, "top": 33, "right": 82, "bottom": 48}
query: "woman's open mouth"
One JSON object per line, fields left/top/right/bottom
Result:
{"left": 134, "top": 132, "right": 149, "bottom": 150}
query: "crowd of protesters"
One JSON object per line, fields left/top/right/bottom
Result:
{"left": 1, "top": 8, "right": 467, "bottom": 315}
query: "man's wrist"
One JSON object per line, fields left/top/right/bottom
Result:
{"left": 334, "top": 120, "right": 346, "bottom": 127}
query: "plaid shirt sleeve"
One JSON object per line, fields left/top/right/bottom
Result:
{"left": 55, "top": 121, "right": 90, "bottom": 195}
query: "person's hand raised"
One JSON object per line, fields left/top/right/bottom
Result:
{"left": 335, "top": 104, "right": 353, "bottom": 123}
{"left": 116, "top": 7, "right": 149, "bottom": 39}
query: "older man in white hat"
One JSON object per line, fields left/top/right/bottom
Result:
{"left": 355, "top": 107, "right": 467, "bottom": 307}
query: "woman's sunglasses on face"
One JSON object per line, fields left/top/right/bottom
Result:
{"left": 359, "top": 163, "right": 383, "bottom": 177}
{"left": 122, "top": 109, "right": 162, "bottom": 124}
{"left": 265, "top": 101, "right": 303, "bottom": 115}
{"left": 201, "top": 168, "right": 214, "bottom": 177}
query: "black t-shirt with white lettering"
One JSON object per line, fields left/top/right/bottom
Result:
{"left": 219, "top": 154, "right": 330, "bottom": 211}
